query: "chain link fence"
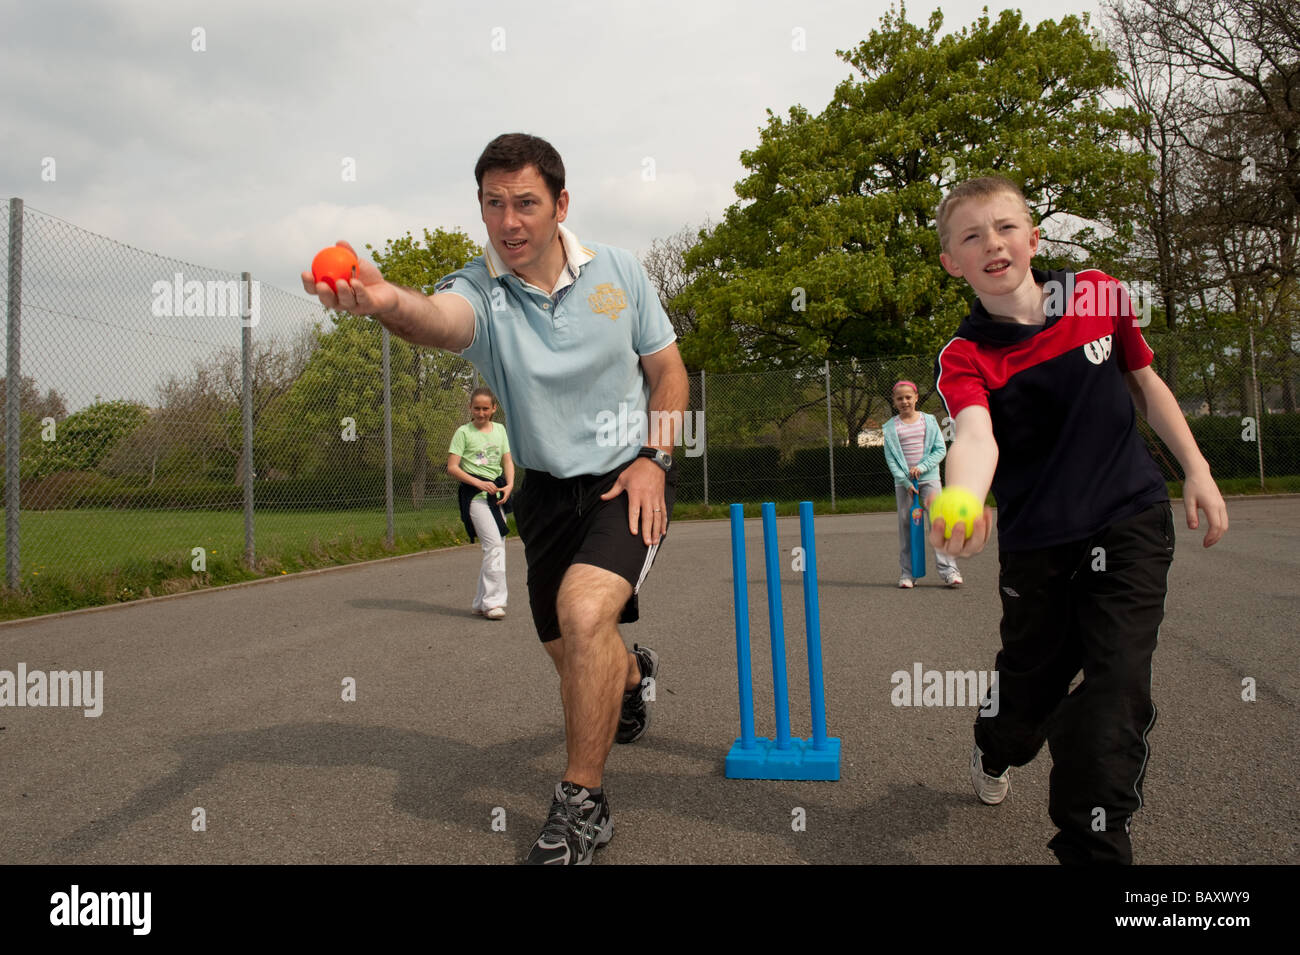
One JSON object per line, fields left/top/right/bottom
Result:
{"left": 681, "top": 343, "right": 1298, "bottom": 507}
{"left": 2, "top": 199, "right": 479, "bottom": 614}
{"left": 3, "top": 198, "right": 1297, "bottom": 616}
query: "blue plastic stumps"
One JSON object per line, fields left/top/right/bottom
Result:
{"left": 726, "top": 501, "right": 841, "bottom": 781}
{"left": 726, "top": 735, "right": 843, "bottom": 781}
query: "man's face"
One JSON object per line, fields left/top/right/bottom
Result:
{"left": 939, "top": 192, "right": 1039, "bottom": 299}
{"left": 892, "top": 386, "right": 917, "bottom": 415}
{"left": 479, "top": 165, "right": 568, "bottom": 275}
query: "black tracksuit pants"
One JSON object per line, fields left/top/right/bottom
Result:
{"left": 974, "top": 502, "right": 1176, "bottom": 864}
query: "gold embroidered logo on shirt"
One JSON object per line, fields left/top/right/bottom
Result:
{"left": 588, "top": 283, "right": 627, "bottom": 321}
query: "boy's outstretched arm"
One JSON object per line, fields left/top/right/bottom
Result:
{"left": 929, "top": 405, "right": 998, "bottom": 557}
{"left": 1126, "top": 365, "right": 1229, "bottom": 547}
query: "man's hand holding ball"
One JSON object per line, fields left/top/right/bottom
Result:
{"left": 302, "top": 241, "right": 400, "bottom": 317}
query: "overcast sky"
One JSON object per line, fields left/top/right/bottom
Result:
{"left": 2, "top": 0, "right": 1105, "bottom": 409}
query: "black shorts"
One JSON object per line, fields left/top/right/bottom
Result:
{"left": 513, "top": 458, "right": 676, "bottom": 643}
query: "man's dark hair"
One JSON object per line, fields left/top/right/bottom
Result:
{"left": 474, "top": 133, "right": 566, "bottom": 204}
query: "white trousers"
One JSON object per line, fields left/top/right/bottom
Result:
{"left": 469, "top": 496, "right": 507, "bottom": 611}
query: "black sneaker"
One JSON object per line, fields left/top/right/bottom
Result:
{"left": 615, "top": 643, "right": 659, "bottom": 744}
{"left": 523, "top": 782, "right": 612, "bottom": 865}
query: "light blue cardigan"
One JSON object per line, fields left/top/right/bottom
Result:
{"left": 883, "top": 412, "right": 947, "bottom": 486}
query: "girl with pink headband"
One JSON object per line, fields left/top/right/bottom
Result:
{"left": 882, "top": 380, "right": 962, "bottom": 589}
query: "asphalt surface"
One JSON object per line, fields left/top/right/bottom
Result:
{"left": 1, "top": 497, "right": 1296, "bottom": 865}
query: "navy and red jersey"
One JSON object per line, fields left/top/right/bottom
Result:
{"left": 934, "top": 268, "right": 1168, "bottom": 552}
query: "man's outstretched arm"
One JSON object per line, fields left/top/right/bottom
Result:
{"left": 302, "top": 241, "right": 475, "bottom": 351}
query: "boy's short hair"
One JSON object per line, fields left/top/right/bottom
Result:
{"left": 475, "top": 133, "right": 566, "bottom": 204}
{"left": 935, "top": 176, "right": 1035, "bottom": 251}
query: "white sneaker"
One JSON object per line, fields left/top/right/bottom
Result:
{"left": 898, "top": 576, "right": 914, "bottom": 589}
{"left": 944, "top": 572, "right": 964, "bottom": 588}
{"left": 485, "top": 606, "right": 506, "bottom": 620}
{"left": 971, "top": 744, "right": 1009, "bottom": 805}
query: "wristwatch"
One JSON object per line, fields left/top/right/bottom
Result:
{"left": 637, "top": 446, "right": 673, "bottom": 472}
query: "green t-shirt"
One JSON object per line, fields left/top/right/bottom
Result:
{"left": 449, "top": 422, "right": 510, "bottom": 499}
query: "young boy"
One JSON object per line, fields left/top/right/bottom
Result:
{"left": 929, "top": 176, "right": 1228, "bottom": 864}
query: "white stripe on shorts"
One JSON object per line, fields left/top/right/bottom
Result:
{"left": 633, "top": 540, "right": 660, "bottom": 595}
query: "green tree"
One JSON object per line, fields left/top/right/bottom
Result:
{"left": 278, "top": 315, "right": 387, "bottom": 480}
{"left": 1, "top": 376, "right": 69, "bottom": 483}
{"left": 678, "top": 5, "right": 1150, "bottom": 390}
{"left": 27, "top": 399, "right": 148, "bottom": 479}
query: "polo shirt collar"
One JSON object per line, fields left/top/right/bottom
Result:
{"left": 963, "top": 266, "right": 1066, "bottom": 345}
{"left": 483, "top": 225, "right": 596, "bottom": 289}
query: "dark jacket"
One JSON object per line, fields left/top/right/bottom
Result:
{"left": 458, "top": 474, "right": 512, "bottom": 542}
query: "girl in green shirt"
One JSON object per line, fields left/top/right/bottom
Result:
{"left": 448, "top": 387, "right": 514, "bottom": 619}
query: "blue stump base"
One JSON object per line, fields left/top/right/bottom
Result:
{"left": 725, "top": 736, "right": 842, "bottom": 781}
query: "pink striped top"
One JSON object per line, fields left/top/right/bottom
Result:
{"left": 896, "top": 417, "right": 926, "bottom": 468}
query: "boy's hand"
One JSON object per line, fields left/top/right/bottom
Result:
{"left": 926, "top": 492, "right": 994, "bottom": 556}
{"left": 1124, "top": 367, "right": 1228, "bottom": 549}
{"left": 1182, "top": 469, "right": 1228, "bottom": 547}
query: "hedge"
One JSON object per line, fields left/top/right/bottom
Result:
{"left": 1143, "top": 412, "right": 1300, "bottom": 481}
{"left": 13, "top": 413, "right": 1300, "bottom": 510}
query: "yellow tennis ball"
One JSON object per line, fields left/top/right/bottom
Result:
{"left": 934, "top": 487, "right": 980, "bottom": 540}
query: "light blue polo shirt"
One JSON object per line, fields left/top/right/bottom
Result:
{"left": 436, "top": 225, "right": 676, "bottom": 478}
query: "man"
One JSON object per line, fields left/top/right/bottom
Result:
{"left": 302, "top": 133, "right": 688, "bottom": 865}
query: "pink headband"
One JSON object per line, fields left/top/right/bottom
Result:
{"left": 892, "top": 380, "right": 918, "bottom": 394}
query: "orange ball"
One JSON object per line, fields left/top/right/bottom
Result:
{"left": 311, "top": 246, "right": 359, "bottom": 291}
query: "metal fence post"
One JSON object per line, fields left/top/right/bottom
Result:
{"left": 825, "top": 360, "right": 835, "bottom": 512}
{"left": 241, "top": 272, "right": 255, "bottom": 568}
{"left": 700, "top": 369, "right": 708, "bottom": 508}
{"left": 382, "top": 327, "right": 394, "bottom": 546}
{"left": 1250, "top": 326, "right": 1265, "bottom": 490}
{"left": 5, "top": 198, "right": 23, "bottom": 590}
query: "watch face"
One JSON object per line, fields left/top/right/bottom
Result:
{"left": 640, "top": 447, "right": 672, "bottom": 470}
